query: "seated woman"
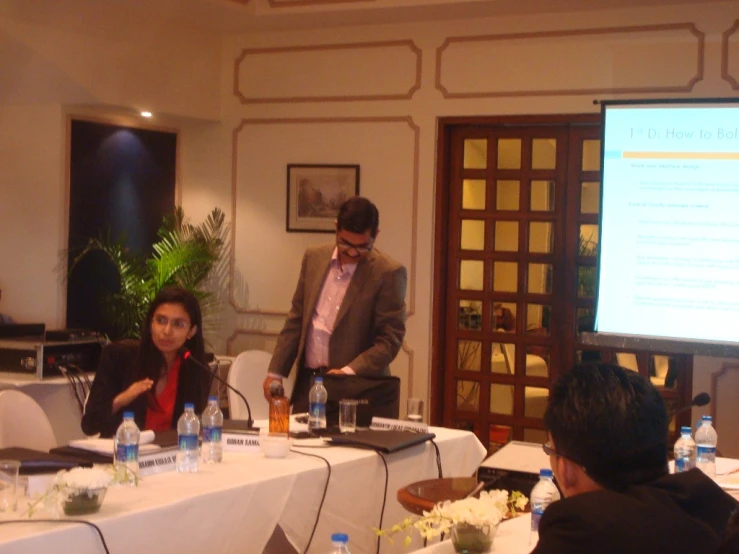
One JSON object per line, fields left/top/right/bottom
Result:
{"left": 81, "top": 286, "right": 211, "bottom": 438}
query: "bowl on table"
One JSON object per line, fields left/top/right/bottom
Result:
{"left": 62, "top": 486, "right": 108, "bottom": 516}
{"left": 259, "top": 435, "right": 293, "bottom": 459}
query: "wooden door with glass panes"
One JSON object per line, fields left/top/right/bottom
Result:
{"left": 432, "top": 115, "right": 693, "bottom": 451}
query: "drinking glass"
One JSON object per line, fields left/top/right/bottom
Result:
{"left": 339, "top": 399, "right": 358, "bottom": 433}
{"left": 407, "top": 398, "right": 424, "bottom": 422}
{"left": 0, "top": 460, "right": 20, "bottom": 512}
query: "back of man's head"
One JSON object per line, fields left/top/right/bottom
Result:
{"left": 337, "top": 196, "right": 379, "bottom": 237}
{"left": 544, "top": 362, "right": 669, "bottom": 491}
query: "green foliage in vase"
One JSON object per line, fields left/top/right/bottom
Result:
{"left": 69, "top": 207, "right": 227, "bottom": 339}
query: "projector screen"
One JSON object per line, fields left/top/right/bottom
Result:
{"left": 594, "top": 99, "right": 739, "bottom": 349}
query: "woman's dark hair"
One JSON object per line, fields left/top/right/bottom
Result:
{"left": 544, "top": 362, "right": 669, "bottom": 491}
{"left": 134, "top": 286, "right": 206, "bottom": 384}
{"left": 336, "top": 196, "right": 379, "bottom": 238}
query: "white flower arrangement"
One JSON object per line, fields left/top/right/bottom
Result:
{"left": 56, "top": 467, "right": 114, "bottom": 492}
{"left": 377, "top": 489, "right": 528, "bottom": 547}
{"left": 25, "top": 465, "right": 130, "bottom": 518}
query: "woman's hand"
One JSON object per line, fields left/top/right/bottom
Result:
{"left": 112, "top": 378, "right": 154, "bottom": 413}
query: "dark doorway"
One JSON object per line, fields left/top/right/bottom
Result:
{"left": 66, "top": 119, "right": 177, "bottom": 338}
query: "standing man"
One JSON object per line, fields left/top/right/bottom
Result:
{"left": 262, "top": 196, "right": 407, "bottom": 412}
{"left": 534, "top": 362, "right": 737, "bottom": 554}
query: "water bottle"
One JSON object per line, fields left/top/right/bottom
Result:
{"left": 308, "top": 377, "right": 328, "bottom": 432}
{"left": 673, "top": 426, "right": 696, "bottom": 473}
{"left": 176, "top": 403, "right": 200, "bottom": 473}
{"left": 695, "top": 415, "right": 717, "bottom": 479}
{"left": 201, "top": 396, "right": 223, "bottom": 464}
{"left": 114, "top": 412, "right": 139, "bottom": 485}
{"left": 529, "top": 469, "right": 560, "bottom": 546}
{"left": 327, "top": 533, "right": 350, "bottom": 553}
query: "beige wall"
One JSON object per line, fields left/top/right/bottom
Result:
{"left": 1, "top": 1, "right": 737, "bottom": 426}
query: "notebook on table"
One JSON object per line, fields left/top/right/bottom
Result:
{"left": 0, "top": 447, "right": 92, "bottom": 475}
{"left": 329, "top": 429, "right": 436, "bottom": 454}
{"left": 50, "top": 429, "right": 179, "bottom": 463}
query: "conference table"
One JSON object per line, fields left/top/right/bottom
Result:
{"left": 0, "top": 426, "right": 486, "bottom": 554}
{"left": 412, "top": 458, "right": 739, "bottom": 554}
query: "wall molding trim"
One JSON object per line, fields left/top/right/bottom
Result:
{"left": 226, "top": 328, "right": 280, "bottom": 356}
{"left": 436, "top": 23, "right": 704, "bottom": 99}
{"left": 721, "top": 19, "right": 739, "bottom": 89}
{"left": 234, "top": 40, "right": 422, "bottom": 104}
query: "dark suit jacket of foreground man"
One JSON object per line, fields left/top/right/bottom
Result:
{"left": 533, "top": 469, "right": 738, "bottom": 554}
{"left": 268, "top": 243, "right": 407, "bottom": 407}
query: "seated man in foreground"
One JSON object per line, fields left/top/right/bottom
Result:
{"left": 534, "top": 362, "right": 738, "bottom": 554}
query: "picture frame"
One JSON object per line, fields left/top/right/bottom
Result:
{"left": 286, "top": 164, "right": 360, "bottom": 233}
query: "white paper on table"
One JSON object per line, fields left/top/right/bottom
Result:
{"left": 68, "top": 429, "right": 159, "bottom": 455}
{"left": 252, "top": 416, "right": 308, "bottom": 434}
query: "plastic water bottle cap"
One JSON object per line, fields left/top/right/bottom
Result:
{"left": 123, "top": 411, "right": 134, "bottom": 419}
{"left": 681, "top": 426, "right": 691, "bottom": 434}
{"left": 314, "top": 377, "right": 323, "bottom": 382}
{"left": 701, "top": 415, "right": 712, "bottom": 422}
{"left": 208, "top": 395, "right": 218, "bottom": 401}
{"left": 184, "top": 403, "right": 195, "bottom": 409}
{"left": 539, "top": 468, "right": 553, "bottom": 477}
{"left": 331, "top": 533, "right": 349, "bottom": 543}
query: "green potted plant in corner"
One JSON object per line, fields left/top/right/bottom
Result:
{"left": 69, "top": 206, "right": 227, "bottom": 339}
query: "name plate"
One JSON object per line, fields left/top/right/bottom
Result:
{"left": 223, "top": 432, "right": 261, "bottom": 453}
{"left": 370, "top": 417, "right": 429, "bottom": 433}
{"left": 139, "top": 448, "right": 177, "bottom": 477}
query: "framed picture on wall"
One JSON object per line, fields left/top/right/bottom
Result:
{"left": 286, "top": 164, "right": 360, "bottom": 233}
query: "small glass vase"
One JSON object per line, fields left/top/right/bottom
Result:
{"left": 450, "top": 522, "right": 497, "bottom": 554}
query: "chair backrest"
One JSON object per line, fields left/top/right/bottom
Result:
{"left": 0, "top": 389, "right": 58, "bottom": 450}
{"left": 227, "top": 350, "right": 294, "bottom": 422}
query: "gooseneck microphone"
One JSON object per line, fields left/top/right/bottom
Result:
{"left": 181, "top": 350, "right": 254, "bottom": 429}
{"left": 670, "top": 392, "right": 711, "bottom": 419}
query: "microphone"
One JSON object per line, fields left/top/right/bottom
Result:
{"left": 670, "top": 392, "right": 710, "bottom": 419}
{"left": 181, "top": 349, "right": 254, "bottom": 430}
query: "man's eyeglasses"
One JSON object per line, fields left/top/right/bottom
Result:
{"left": 543, "top": 441, "right": 587, "bottom": 472}
{"left": 153, "top": 315, "right": 190, "bottom": 330}
{"left": 336, "top": 239, "right": 373, "bottom": 255}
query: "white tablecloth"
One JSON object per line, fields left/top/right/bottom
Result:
{"left": 411, "top": 514, "right": 533, "bottom": 554}
{"left": 0, "top": 427, "right": 486, "bottom": 554}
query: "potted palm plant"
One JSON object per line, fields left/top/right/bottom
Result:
{"left": 68, "top": 206, "right": 227, "bottom": 339}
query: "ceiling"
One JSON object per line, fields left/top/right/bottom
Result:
{"left": 1, "top": 0, "right": 726, "bottom": 35}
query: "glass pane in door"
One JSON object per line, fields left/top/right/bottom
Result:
{"left": 461, "top": 220, "right": 485, "bottom": 250}
{"left": 494, "top": 221, "right": 518, "bottom": 251}
{"left": 497, "top": 139, "right": 522, "bottom": 169}
{"left": 490, "top": 383, "right": 514, "bottom": 415}
{"left": 464, "top": 139, "right": 487, "bottom": 169}
{"left": 462, "top": 179, "right": 487, "bottom": 210}
{"left": 528, "top": 222, "right": 553, "bottom": 253}
{"left": 531, "top": 180, "right": 555, "bottom": 212}
{"left": 493, "top": 262, "right": 518, "bottom": 293}
{"left": 582, "top": 139, "right": 601, "bottom": 171}
{"left": 496, "top": 180, "right": 520, "bottom": 210}
{"left": 579, "top": 224, "right": 599, "bottom": 255}
{"left": 580, "top": 181, "right": 600, "bottom": 214}
{"left": 532, "top": 138, "right": 556, "bottom": 169}
{"left": 458, "top": 300, "right": 483, "bottom": 330}
{"left": 459, "top": 260, "right": 484, "bottom": 290}
{"left": 457, "top": 340, "right": 482, "bottom": 371}
{"left": 527, "top": 263, "right": 552, "bottom": 294}
{"left": 457, "top": 380, "right": 480, "bottom": 411}
{"left": 492, "top": 302, "right": 517, "bottom": 332}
